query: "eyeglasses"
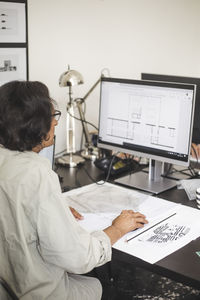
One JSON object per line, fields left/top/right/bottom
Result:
{"left": 52, "top": 110, "right": 61, "bottom": 121}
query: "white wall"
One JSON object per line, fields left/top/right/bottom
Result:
{"left": 27, "top": 0, "right": 200, "bottom": 155}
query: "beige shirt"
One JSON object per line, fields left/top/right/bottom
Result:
{"left": 0, "top": 147, "right": 111, "bottom": 299}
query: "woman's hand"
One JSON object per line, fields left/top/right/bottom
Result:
{"left": 69, "top": 207, "right": 83, "bottom": 220}
{"left": 112, "top": 210, "right": 148, "bottom": 236}
{"left": 104, "top": 210, "right": 148, "bottom": 245}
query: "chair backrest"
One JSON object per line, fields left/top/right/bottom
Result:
{"left": 0, "top": 277, "right": 18, "bottom": 300}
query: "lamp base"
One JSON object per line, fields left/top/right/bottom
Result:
{"left": 57, "top": 153, "right": 85, "bottom": 168}
{"left": 81, "top": 147, "right": 99, "bottom": 161}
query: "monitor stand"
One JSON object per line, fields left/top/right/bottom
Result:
{"left": 114, "top": 159, "right": 177, "bottom": 194}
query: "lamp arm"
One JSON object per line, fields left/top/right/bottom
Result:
{"left": 82, "top": 76, "right": 103, "bottom": 102}
{"left": 74, "top": 75, "right": 104, "bottom": 150}
{"left": 76, "top": 99, "right": 91, "bottom": 147}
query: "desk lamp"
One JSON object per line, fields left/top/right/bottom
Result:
{"left": 58, "top": 65, "right": 85, "bottom": 167}
{"left": 58, "top": 66, "right": 109, "bottom": 166}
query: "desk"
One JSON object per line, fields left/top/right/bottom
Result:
{"left": 55, "top": 160, "right": 200, "bottom": 290}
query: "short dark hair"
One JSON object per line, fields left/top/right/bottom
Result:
{"left": 0, "top": 80, "right": 53, "bottom": 151}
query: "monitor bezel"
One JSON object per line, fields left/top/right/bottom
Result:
{"left": 97, "top": 77, "right": 196, "bottom": 167}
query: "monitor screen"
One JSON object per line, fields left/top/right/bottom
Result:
{"left": 141, "top": 73, "right": 200, "bottom": 144}
{"left": 98, "top": 77, "right": 196, "bottom": 167}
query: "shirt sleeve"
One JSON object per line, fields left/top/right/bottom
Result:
{"left": 37, "top": 173, "right": 112, "bottom": 274}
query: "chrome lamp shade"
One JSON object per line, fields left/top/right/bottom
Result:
{"left": 59, "top": 69, "right": 84, "bottom": 87}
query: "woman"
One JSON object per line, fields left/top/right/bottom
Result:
{"left": 0, "top": 80, "right": 148, "bottom": 300}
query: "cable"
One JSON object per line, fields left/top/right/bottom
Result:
{"left": 81, "top": 153, "right": 122, "bottom": 185}
{"left": 67, "top": 99, "right": 98, "bottom": 131}
{"left": 82, "top": 153, "right": 142, "bottom": 186}
{"left": 191, "top": 144, "right": 199, "bottom": 170}
{"left": 67, "top": 109, "right": 98, "bottom": 131}
{"left": 55, "top": 149, "right": 67, "bottom": 157}
{"left": 82, "top": 154, "right": 117, "bottom": 185}
{"left": 59, "top": 153, "right": 141, "bottom": 190}
{"left": 188, "top": 166, "right": 196, "bottom": 177}
{"left": 162, "top": 163, "right": 173, "bottom": 177}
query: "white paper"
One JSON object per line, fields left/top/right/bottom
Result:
{"left": 63, "top": 182, "right": 200, "bottom": 264}
{"left": 79, "top": 212, "right": 118, "bottom": 232}
{"left": 63, "top": 182, "right": 175, "bottom": 214}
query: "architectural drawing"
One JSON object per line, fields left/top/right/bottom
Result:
{"left": 138, "top": 222, "right": 190, "bottom": 244}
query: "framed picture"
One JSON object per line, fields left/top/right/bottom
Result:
{"left": 0, "top": 47, "right": 27, "bottom": 85}
{"left": 0, "top": 1, "right": 26, "bottom": 43}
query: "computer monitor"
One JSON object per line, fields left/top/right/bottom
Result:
{"left": 98, "top": 77, "right": 196, "bottom": 194}
{"left": 39, "top": 137, "right": 55, "bottom": 169}
{"left": 141, "top": 73, "right": 200, "bottom": 144}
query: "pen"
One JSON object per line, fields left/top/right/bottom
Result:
{"left": 126, "top": 212, "right": 177, "bottom": 243}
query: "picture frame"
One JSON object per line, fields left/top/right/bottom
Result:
{"left": 0, "top": 1, "right": 26, "bottom": 43}
{"left": 0, "top": 0, "right": 28, "bottom": 85}
{"left": 0, "top": 47, "right": 27, "bottom": 85}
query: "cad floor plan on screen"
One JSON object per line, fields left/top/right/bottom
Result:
{"left": 100, "top": 82, "right": 193, "bottom": 154}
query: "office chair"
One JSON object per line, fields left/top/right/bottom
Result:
{"left": 0, "top": 277, "right": 18, "bottom": 300}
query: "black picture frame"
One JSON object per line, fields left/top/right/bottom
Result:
{"left": 0, "top": 0, "right": 28, "bottom": 83}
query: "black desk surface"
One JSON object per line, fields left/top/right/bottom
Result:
{"left": 55, "top": 160, "right": 200, "bottom": 290}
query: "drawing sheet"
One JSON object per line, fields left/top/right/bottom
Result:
{"left": 114, "top": 205, "right": 200, "bottom": 264}
{"left": 62, "top": 182, "right": 200, "bottom": 264}
{"left": 63, "top": 182, "right": 177, "bottom": 215}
